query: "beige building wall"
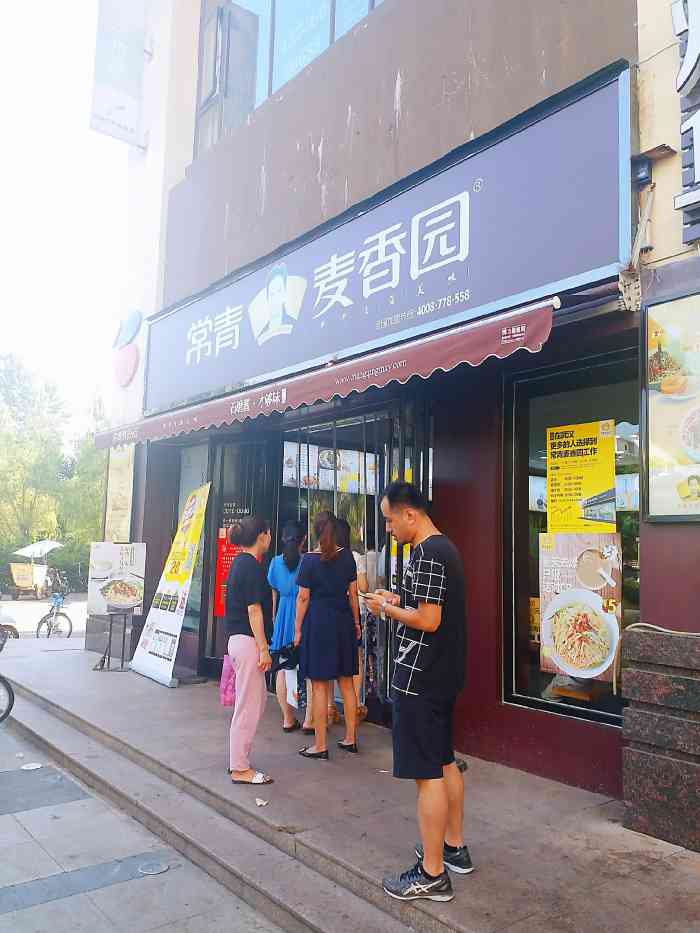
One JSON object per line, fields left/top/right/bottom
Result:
{"left": 106, "top": 0, "right": 200, "bottom": 431}
{"left": 638, "top": 0, "right": 695, "bottom": 268}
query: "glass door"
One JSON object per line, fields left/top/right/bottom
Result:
{"left": 203, "top": 438, "right": 275, "bottom": 672}
{"left": 277, "top": 401, "right": 432, "bottom": 721}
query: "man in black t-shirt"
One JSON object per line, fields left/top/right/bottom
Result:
{"left": 367, "top": 482, "right": 470, "bottom": 904}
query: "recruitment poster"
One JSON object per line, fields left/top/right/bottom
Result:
{"left": 546, "top": 420, "right": 616, "bottom": 533}
{"left": 131, "top": 483, "right": 211, "bottom": 687}
{"left": 213, "top": 529, "right": 241, "bottom": 618}
{"left": 646, "top": 295, "right": 700, "bottom": 518}
{"left": 539, "top": 532, "right": 622, "bottom": 685}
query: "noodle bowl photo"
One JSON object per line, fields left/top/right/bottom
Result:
{"left": 541, "top": 588, "right": 619, "bottom": 679}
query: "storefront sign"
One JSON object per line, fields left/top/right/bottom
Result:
{"left": 539, "top": 533, "right": 622, "bottom": 686}
{"left": 546, "top": 421, "right": 617, "bottom": 533}
{"left": 145, "top": 75, "right": 630, "bottom": 414}
{"left": 672, "top": 0, "right": 700, "bottom": 242}
{"left": 645, "top": 293, "right": 700, "bottom": 519}
{"left": 131, "top": 483, "right": 211, "bottom": 687}
{"left": 88, "top": 543, "right": 146, "bottom": 616}
{"left": 90, "top": 0, "right": 146, "bottom": 147}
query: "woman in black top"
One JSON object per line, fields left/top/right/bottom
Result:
{"left": 225, "top": 516, "right": 273, "bottom": 786}
{"left": 294, "top": 511, "right": 361, "bottom": 759}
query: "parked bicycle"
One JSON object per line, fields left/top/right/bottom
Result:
{"left": 0, "top": 628, "right": 15, "bottom": 723}
{"left": 36, "top": 592, "right": 73, "bottom": 639}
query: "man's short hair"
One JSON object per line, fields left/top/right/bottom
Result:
{"left": 382, "top": 481, "right": 427, "bottom": 512}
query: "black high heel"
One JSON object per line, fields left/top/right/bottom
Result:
{"left": 337, "top": 741, "right": 359, "bottom": 754}
{"left": 299, "top": 746, "right": 329, "bottom": 760}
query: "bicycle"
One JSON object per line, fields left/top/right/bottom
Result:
{"left": 36, "top": 592, "right": 73, "bottom": 639}
{"left": 0, "top": 628, "right": 15, "bottom": 723}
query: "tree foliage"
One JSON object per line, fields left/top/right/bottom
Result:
{"left": 0, "top": 354, "right": 106, "bottom": 587}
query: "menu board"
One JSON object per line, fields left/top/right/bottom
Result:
{"left": 539, "top": 532, "right": 622, "bottom": 684}
{"left": 546, "top": 421, "right": 616, "bottom": 533}
{"left": 88, "top": 542, "right": 146, "bottom": 615}
{"left": 646, "top": 295, "right": 700, "bottom": 519}
{"left": 282, "top": 441, "right": 377, "bottom": 494}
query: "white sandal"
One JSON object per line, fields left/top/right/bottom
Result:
{"left": 230, "top": 771, "right": 274, "bottom": 785}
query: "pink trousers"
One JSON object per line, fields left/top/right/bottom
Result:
{"left": 228, "top": 635, "right": 267, "bottom": 772}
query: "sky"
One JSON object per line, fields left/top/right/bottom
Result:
{"left": 2, "top": 2, "right": 130, "bottom": 439}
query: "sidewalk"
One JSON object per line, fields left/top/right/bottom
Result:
{"left": 0, "top": 727, "right": 286, "bottom": 932}
{"left": 1, "top": 639, "right": 699, "bottom": 933}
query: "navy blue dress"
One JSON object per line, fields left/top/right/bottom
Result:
{"left": 297, "top": 549, "right": 358, "bottom": 681}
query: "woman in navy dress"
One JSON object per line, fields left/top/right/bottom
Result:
{"left": 294, "top": 511, "right": 360, "bottom": 759}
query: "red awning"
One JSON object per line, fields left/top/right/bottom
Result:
{"left": 96, "top": 298, "right": 557, "bottom": 449}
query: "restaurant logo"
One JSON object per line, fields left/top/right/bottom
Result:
{"left": 248, "top": 263, "right": 307, "bottom": 346}
{"left": 112, "top": 310, "right": 142, "bottom": 388}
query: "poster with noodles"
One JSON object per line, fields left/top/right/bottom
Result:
{"left": 539, "top": 533, "right": 622, "bottom": 684}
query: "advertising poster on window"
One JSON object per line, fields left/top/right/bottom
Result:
{"left": 539, "top": 533, "right": 622, "bottom": 687}
{"left": 88, "top": 543, "right": 145, "bottom": 616}
{"left": 104, "top": 445, "right": 135, "bottom": 543}
{"left": 214, "top": 529, "right": 241, "bottom": 618}
{"left": 646, "top": 295, "right": 700, "bottom": 520}
{"left": 282, "top": 441, "right": 377, "bottom": 494}
{"left": 546, "top": 421, "right": 616, "bottom": 533}
{"left": 131, "top": 483, "right": 211, "bottom": 687}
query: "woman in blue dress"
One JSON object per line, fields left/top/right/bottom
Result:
{"left": 294, "top": 511, "right": 361, "bottom": 759}
{"left": 268, "top": 521, "right": 306, "bottom": 733}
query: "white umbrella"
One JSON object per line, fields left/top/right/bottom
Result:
{"left": 13, "top": 540, "right": 64, "bottom": 560}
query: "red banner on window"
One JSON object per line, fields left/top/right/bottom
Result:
{"left": 214, "top": 530, "right": 241, "bottom": 617}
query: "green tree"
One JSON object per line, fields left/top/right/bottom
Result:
{"left": 0, "top": 355, "right": 65, "bottom": 548}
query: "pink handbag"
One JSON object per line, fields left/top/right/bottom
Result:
{"left": 219, "top": 654, "right": 236, "bottom": 707}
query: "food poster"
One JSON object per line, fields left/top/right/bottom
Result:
{"left": 647, "top": 296, "right": 700, "bottom": 518}
{"left": 546, "top": 421, "right": 616, "bottom": 533}
{"left": 539, "top": 533, "right": 622, "bottom": 684}
{"left": 87, "top": 543, "right": 146, "bottom": 615}
{"left": 131, "top": 483, "right": 211, "bottom": 687}
{"left": 104, "top": 444, "right": 135, "bottom": 543}
{"left": 282, "top": 441, "right": 377, "bottom": 494}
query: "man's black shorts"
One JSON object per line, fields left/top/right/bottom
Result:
{"left": 392, "top": 693, "right": 456, "bottom": 780}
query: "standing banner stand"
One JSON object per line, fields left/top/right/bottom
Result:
{"left": 87, "top": 543, "right": 146, "bottom": 673}
{"left": 130, "top": 483, "right": 211, "bottom": 688}
{"left": 93, "top": 609, "right": 133, "bottom": 672}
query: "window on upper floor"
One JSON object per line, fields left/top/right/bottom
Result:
{"left": 195, "top": 0, "right": 383, "bottom": 157}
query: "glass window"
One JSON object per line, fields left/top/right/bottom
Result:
{"left": 505, "top": 355, "right": 640, "bottom": 723}
{"left": 272, "top": 0, "right": 331, "bottom": 92}
{"left": 334, "top": 0, "right": 370, "bottom": 39}
{"left": 199, "top": 7, "right": 223, "bottom": 107}
{"left": 227, "top": 1, "right": 271, "bottom": 110}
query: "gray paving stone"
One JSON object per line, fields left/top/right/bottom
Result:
{"left": 0, "top": 848, "right": 173, "bottom": 914}
{"left": 0, "top": 766, "right": 87, "bottom": 815}
{"left": 0, "top": 839, "right": 63, "bottom": 887}
{"left": 0, "top": 891, "right": 118, "bottom": 933}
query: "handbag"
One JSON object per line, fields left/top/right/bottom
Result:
{"left": 219, "top": 654, "right": 236, "bottom": 707}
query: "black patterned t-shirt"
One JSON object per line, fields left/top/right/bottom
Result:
{"left": 391, "top": 535, "right": 466, "bottom": 700}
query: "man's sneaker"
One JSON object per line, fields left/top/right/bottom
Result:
{"left": 382, "top": 862, "right": 454, "bottom": 902}
{"left": 415, "top": 842, "right": 474, "bottom": 874}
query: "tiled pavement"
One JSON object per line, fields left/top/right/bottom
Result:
{"left": 0, "top": 728, "right": 285, "bottom": 933}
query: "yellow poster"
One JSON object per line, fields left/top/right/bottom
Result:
{"left": 546, "top": 421, "right": 616, "bottom": 533}
{"left": 131, "top": 482, "right": 211, "bottom": 687}
{"left": 164, "top": 484, "right": 211, "bottom": 585}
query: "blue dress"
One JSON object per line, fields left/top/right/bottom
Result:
{"left": 268, "top": 555, "right": 301, "bottom": 652}
{"left": 297, "top": 549, "right": 358, "bottom": 681}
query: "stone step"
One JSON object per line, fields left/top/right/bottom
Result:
{"left": 8, "top": 676, "right": 471, "bottom": 933}
{"left": 9, "top": 695, "right": 417, "bottom": 933}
